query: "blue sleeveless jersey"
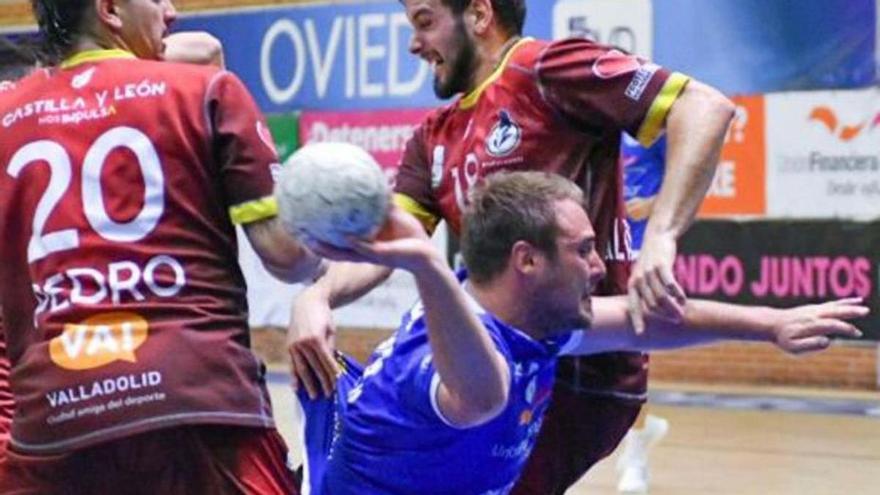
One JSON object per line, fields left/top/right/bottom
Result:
{"left": 622, "top": 133, "right": 667, "bottom": 253}
{"left": 300, "top": 281, "right": 578, "bottom": 495}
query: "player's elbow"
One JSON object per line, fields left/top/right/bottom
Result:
{"left": 162, "top": 31, "right": 226, "bottom": 68}
{"left": 712, "top": 92, "right": 736, "bottom": 128}
{"left": 676, "top": 80, "right": 736, "bottom": 131}
{"left": 453, "top": 386, "right": 509, "bottom": 428}
{"left": 473, "top": 384, "right": 509, "bottom": 422}
{"left": 245, "top": 218, "right": 321, "bottom": 284}
{"left": 695, "top": 81, "right": 736, "bottom": 126}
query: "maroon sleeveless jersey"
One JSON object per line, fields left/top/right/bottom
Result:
{"left": 0, "top": 51, "right": 282, "bottom": 454}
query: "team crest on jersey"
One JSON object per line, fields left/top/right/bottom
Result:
{"left": 486, "top": 110, "right": 521, "bottom": 157}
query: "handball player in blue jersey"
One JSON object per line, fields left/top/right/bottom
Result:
{"left": 297, "top": 171, "right": 866, "bottom": 495}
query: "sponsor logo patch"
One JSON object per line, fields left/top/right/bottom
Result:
{"left": 50, "top": 312, "right": 149, "bottom": 370}
{"left": 625, "top": 63, "right": 659, "bottom": 101}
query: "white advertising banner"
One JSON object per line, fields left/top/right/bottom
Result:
{"left": 238, "top": 225, "right": 447, "bottom": 329}
{"left": 552, "top": 0, "right": 653, "bottom": 57}
{"left": 766, "top": 87, "right": 880, "bottom": 219}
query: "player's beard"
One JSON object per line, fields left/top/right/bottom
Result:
{"left": 433, "top": 18, "right": 477, "bottom": 99}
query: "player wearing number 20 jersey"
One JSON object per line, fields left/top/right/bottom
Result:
{"left": 0, "top": 50, "right": 281, "bottom": 455}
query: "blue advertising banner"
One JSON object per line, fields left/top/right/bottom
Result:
{"left": 174, "top": 0, "right": 876, "bottom": 111}
{"left": 653, "top": 0, "right": 876, "bottom": 94}
{"left": 174, "top": 2, "right": 444, "bottom": 112}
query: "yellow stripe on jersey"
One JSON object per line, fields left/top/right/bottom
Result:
{"left": 459, "top": 37, "right": 534, "bottom": 110}
{"left": 229, "top": 196, "right": 278, "bottom": 225}
{"left": 61, "top": 49, "right": 136, "bottom": 69}
{"left": 635, "top": 72, "right": 690, "bottom": 147}
{"left": 394, "top": 193, "right": 439, "bottom": 235}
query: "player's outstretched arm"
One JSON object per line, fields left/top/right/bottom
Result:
{"left": 629, "top": 80, "right": 736, "bottom": 332}
{"left": 570, "top": 296, "right": 866, "bottom": 356}
{"left": 328, "top": 206, "right": 511, "bottom": 427}
{"left": 161, "top": 31, "right": 225, "bottom": 68}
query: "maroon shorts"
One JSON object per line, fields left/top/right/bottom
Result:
{"left": 511, "top": 384, "right": 643, "bottom": 495}
{"left": 0, "top": 425, "right": 299, "bottom": 495}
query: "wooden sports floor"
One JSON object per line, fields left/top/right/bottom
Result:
{"left": 268, "top": 380, "right": 880, "bottom": 495}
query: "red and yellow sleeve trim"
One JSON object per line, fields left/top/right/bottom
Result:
{"left": 459, "top": 37, "right": 534, "bottom": 110}
{"left": 229, "top": 196, "right": 278, "bottom": 225}
{"left": 635, "top": 72, "right": 690, "bottom": 147}
{"left": 393, "top": 193, "right": 440, "bottom": 235}
{"left": 61, "top": 49, "right": 136, "bottom": 69}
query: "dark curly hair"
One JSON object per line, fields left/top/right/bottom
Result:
{"left": 402, "top": 0, "right": 526, "bottom": 36}
{"left": 30, "top": 0, "right": 93, "bottom": 59}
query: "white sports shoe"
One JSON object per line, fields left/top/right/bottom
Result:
{"left": 617, "top": 464, "right": 649, "bottom": 494}
{"left": 616, "top": 415, "right": 670, "bottom": 494}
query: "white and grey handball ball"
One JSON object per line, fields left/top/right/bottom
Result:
{"left": 275, "top": 142, "right": 390, "bottom": 248}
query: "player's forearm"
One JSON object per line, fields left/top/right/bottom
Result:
{"left": 590, "top": 296, "right": 776, "bottom": 352}
{"left": 245, "top": 218, "right": 326, "bottom": 284}
{"left": 644, "top": 299, "right": 778, "bottom": 349}
{"left": 647, "top": 81, "right": 735, "bottom": 239}
{"left": 306, "top": 262, "right": 393, "bottom": 309}
{"left": 411, "top": 254, "right": 509, "bottom": 426}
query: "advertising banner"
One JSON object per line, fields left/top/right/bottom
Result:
{"left": 766, "top": 87, "right": 880, "bottom": 219}
{"left": 5, "top": 0, "right": 876, "bottom": 101}
{"left": 653, "top": 0, "right": 876, "bottom": 94}
{"left": 676, "top": 220, "right": 878, "bottom": 340}
{"left": 266, "top": 112, "right": 300, "bottom": 163}
{"left": 299, "top": 107, "right": 431, "bottom": 171}
{"left": 552, "top": 0, "right": 653, "bottom": 57}
{"left": 174, "top": 2, "right": 441, "bottom": 112}
{"left": 698, "top": 95, "right": 766, "bottom": 217}
{"left": 237, "top": 225, "right": 443, "bottom": 330}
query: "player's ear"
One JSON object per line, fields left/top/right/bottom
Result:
{"left": 94, "top": 0, "right": 124, "bottom": 32}
{"left": 510, "top": 240, "right": 539, "bottom": 276}
{"left": 466, "top": 0, "right": 494, "bottom": 36}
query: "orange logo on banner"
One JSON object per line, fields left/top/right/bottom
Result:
{"left": 49, "top": 312, "right": 149, "bottom": 370}
{"left": 808, "top": 106, "right": 873, "bottom": 142}
{"left": 699, "top": 95, "right": 766, "bottom": 217}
